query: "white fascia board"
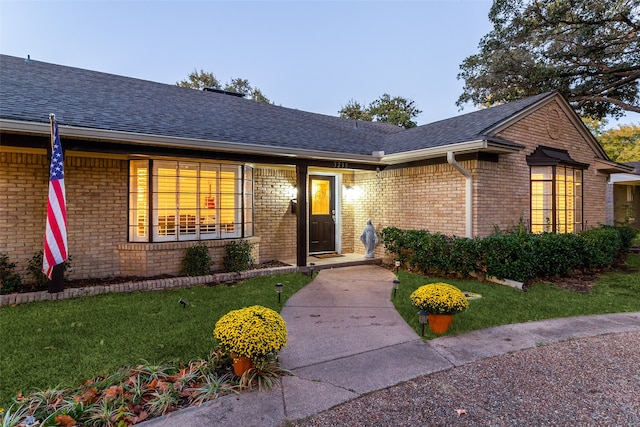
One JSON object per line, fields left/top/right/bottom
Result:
{"left": 380, "top": 140, "right": 523, "bottom": 164}
{"left": 609, "top": 173, "right": 640, "bottom": 183}
{"left": 0, "top": 119, "right": 381, "bottom": 164}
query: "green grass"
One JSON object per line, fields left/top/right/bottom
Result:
{"left": 0, "top": 273, "right": 313, "bottom": 408}
{"left": 3, "top": 254, "right": 640, "bottom": 409}
{"left": 392, "top": 253, "right": 640, "bottom": 339}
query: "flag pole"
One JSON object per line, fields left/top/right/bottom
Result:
{"left": 45, "top": 114, "right": 66, "bottom": 293}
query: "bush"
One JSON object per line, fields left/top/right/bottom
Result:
{"left": 529, "top": 233, "right": 588, "bottom": 278}
{"left": 580, "top": 226, "right": 622, "bottom": 268}
{"left": 382, "top": 224, "right": 630, "bottom": 283}
{"left": 26, "top": 251, "right": 72, "bottom": 286}
{"left": 180, "top": 243, "right": 213, "bottom": 276}
{"left": 223, "top": 241, "right": 254, "bottom": 272}
{"left": 0, "top": 253, "right": 22, "bottom": 294}
{"left": 476, "top": 233, "right": 535, "bottom": 282}
{"left": 611, "top": 224, "right": 638, "bottom": 251}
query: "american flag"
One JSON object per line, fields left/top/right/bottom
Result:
{"left": 43, "top": 115, "right": 68, "bottom": 279}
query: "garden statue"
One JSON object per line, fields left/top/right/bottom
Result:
{"left": 360, "top": 219, "right": 379, "bottom": 258}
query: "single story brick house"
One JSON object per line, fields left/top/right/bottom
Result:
{"left": 0, "top": 54, "right": 630, "bottom": 281}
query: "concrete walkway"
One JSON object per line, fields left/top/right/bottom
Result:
{"left": 140, "top": 265, "right": 640, "bottom": 427}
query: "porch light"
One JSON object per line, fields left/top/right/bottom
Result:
{"left": 288, "top": 186, "right": 297, "bottom": 214}
{"left": 392, "top": 279, "right": 400, "bottom": 298}
{"left": 275, "top": 282, "right": 284, "bottom": 303}
{"left": 344, "top": 185, "right": 360, "bottom": 202}
{"left": 418, "top": 310, "right": 429, "bottom": 336}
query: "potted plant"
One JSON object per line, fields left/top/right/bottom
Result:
{"left": 410, "top": 282, "right": 469, "bottom": 334}
{"left": 213, "top": 305, "right": 288, "bottom": 376}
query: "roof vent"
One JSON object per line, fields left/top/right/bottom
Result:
{"left": 372, "top": 150, "right": 385, "bottom": 158}
{"left": 202, "top": 87, "right": 245, "bottom": 98}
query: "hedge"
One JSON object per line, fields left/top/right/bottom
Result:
{"left": 380, "top": 224, "right": 636, "bottom": 283}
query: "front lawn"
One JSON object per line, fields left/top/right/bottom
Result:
{"left": 0, "top": 273, "right": 312, "bottom": 408}
{"left": 392, "top": 253, "right": 640, "bottom": 338}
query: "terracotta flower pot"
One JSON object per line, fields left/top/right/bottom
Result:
{"left": 231, "top": 353, "right": 254, "bottom": 376}
{"left": 427, "top": 313, "right": 454, "bottom": 334}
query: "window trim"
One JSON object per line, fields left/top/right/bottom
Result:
{"left": 527, "top": 146, "right": 586, "bottom": 234}
{"left": 128, "top": 159, "right": 253, "bottom": 243}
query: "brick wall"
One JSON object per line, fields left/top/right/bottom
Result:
{"left": 117, "top": 237, "right": 261, "bottom": 276}
{"left": 0, "top": 151, "right": 127, "bottom": 281}
{"left": 351, "top": 163, "right": 470, "bottom": 258}
{"left": 1, "top": 151, "right": 264, "bottom": 282}
{"left": 254, "top": 167, "right": 297, "bottom": 262}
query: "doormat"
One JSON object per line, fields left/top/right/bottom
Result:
{"left": 312, "top": 253, "right": 344, "bottom": 259}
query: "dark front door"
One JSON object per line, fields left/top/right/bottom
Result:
{"left": 309, "top": 175, "right": 335, "bottom": 253}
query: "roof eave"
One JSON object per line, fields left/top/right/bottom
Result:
{"left": 0, "top": 119, "right": 384, "bottom": 165}
{"left": 593, "top": 158, "right": 634, "bottom": 174}
{"left": 380, "top": 139, "right": 524, "bottom": 165}
{"left": 484, "top": 92, "right": 611, "bottom": 160}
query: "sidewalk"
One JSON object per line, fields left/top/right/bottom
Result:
{"left": 140, "top": 265, "right": 640, "bottom": 427}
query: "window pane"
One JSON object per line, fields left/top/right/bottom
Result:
{"left": 177, "top": 164, "right": 198, "bottom": 238}
{"left": 135, "top": 161, "right": 249, "bottom": 241}
{"left": 531, "top": 166, "right": 552, "bottom": 180}
{"left": 530, "top": 164, "right": 583, "bottom": 235}
{"left": 129, "top": 160, "right": 149, "bottom": 242}
{"left": 155, "top": 162, "right": 177, "bottom": 239}
{"left": 220, "top": 165, "right": 241, "bottom": 237}
{"left": 200, "top": 166, "right": 218, "bottom": 236}
{"left": 311, "top": 179, "right": 331, "bottom": 215}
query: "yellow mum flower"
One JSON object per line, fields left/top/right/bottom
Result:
{"left": 213, "top": 305, "right": 288, "bottom": 359}
{"left": 410, "top": 282, "right": 469, "bottom": 314}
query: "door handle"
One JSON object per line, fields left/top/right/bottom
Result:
{"left": 331, "top": 209, "right": 336, "bottom": 223}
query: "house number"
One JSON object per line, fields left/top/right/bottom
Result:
{"left": 334, "top": 162, "right": 349, "bottom": 168}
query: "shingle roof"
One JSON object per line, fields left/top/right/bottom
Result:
{"left": 0, "top": 54, "right": 554, "bottom": 158}
{"left": 381, "top": 92, "right": 553, "bottom": 154}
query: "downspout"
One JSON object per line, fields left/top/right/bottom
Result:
{"left": 447, "top": 151, "right": 473, "bottom": 238}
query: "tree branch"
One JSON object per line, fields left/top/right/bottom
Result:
{"left": 571, "top": 95, "right": 640, "bottom": 113}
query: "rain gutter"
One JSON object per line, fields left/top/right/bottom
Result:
{"left": 447, "top": 151, "right": 473, "bottom": 238}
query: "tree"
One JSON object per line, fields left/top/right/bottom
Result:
{"left": 224, "top": 78, "right": 271, "bottom": 103}
{"left": 177, "top": 69, "right": 220, "bottom": 90}
{"left": 177, "top": 70, "right": 271, "bottom": 103}
{"left": 338, "top": 99, "right": 373, "bottom": 122}
{"left": 598, "top": 123, "right": 640, "bottom": 162}
{"left": 339, "top": 94, "right": 422, "bottom": 128}
{"left": 457, "top": 0, "right": 640, "bottom": 120}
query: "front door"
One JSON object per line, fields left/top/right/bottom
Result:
{"left": 309, "top": 175, "right": 336, "bottom": 253}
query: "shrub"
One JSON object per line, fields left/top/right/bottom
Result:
{"left": 0, "top": 253, "right": 22, "bottom": 294}
{"left": 382, "top": 225, "right": 630, "bottom": 283}
{"left": 26, "top": 251, "right": 72, "bottom": 286}
{"left": 529, "top": 233, "right": 588, "bottom": 278}
{"left": 611, "top": 224, "right": 638, "bottom": 251}
{"left": 476, "top": 233, "right": 535, "bottom": 282}
{"left": 580, "top": 226, "right": 622, "bottom": 268}
{"left": 223, "top": 241, "right": 254, "bottom": 272}
{"left": 180, "top": 243, "right": 213, "bottom": 276}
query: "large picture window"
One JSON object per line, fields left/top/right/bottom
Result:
{"left": 129, "top": 160, "right": 253, "bottom": 242}
{"left": 527, "top": 146, "right": 586, "bottom": 234}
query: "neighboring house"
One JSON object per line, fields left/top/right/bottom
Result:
{"left": 0, "top": 54, "right": 631, "bottom": 281}
{"left": 608, "top": 162, "right": 640, "bottom": 227}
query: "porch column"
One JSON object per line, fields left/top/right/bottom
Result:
{"left": 296, "top": 163, "right": 308, "bottom": 267}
